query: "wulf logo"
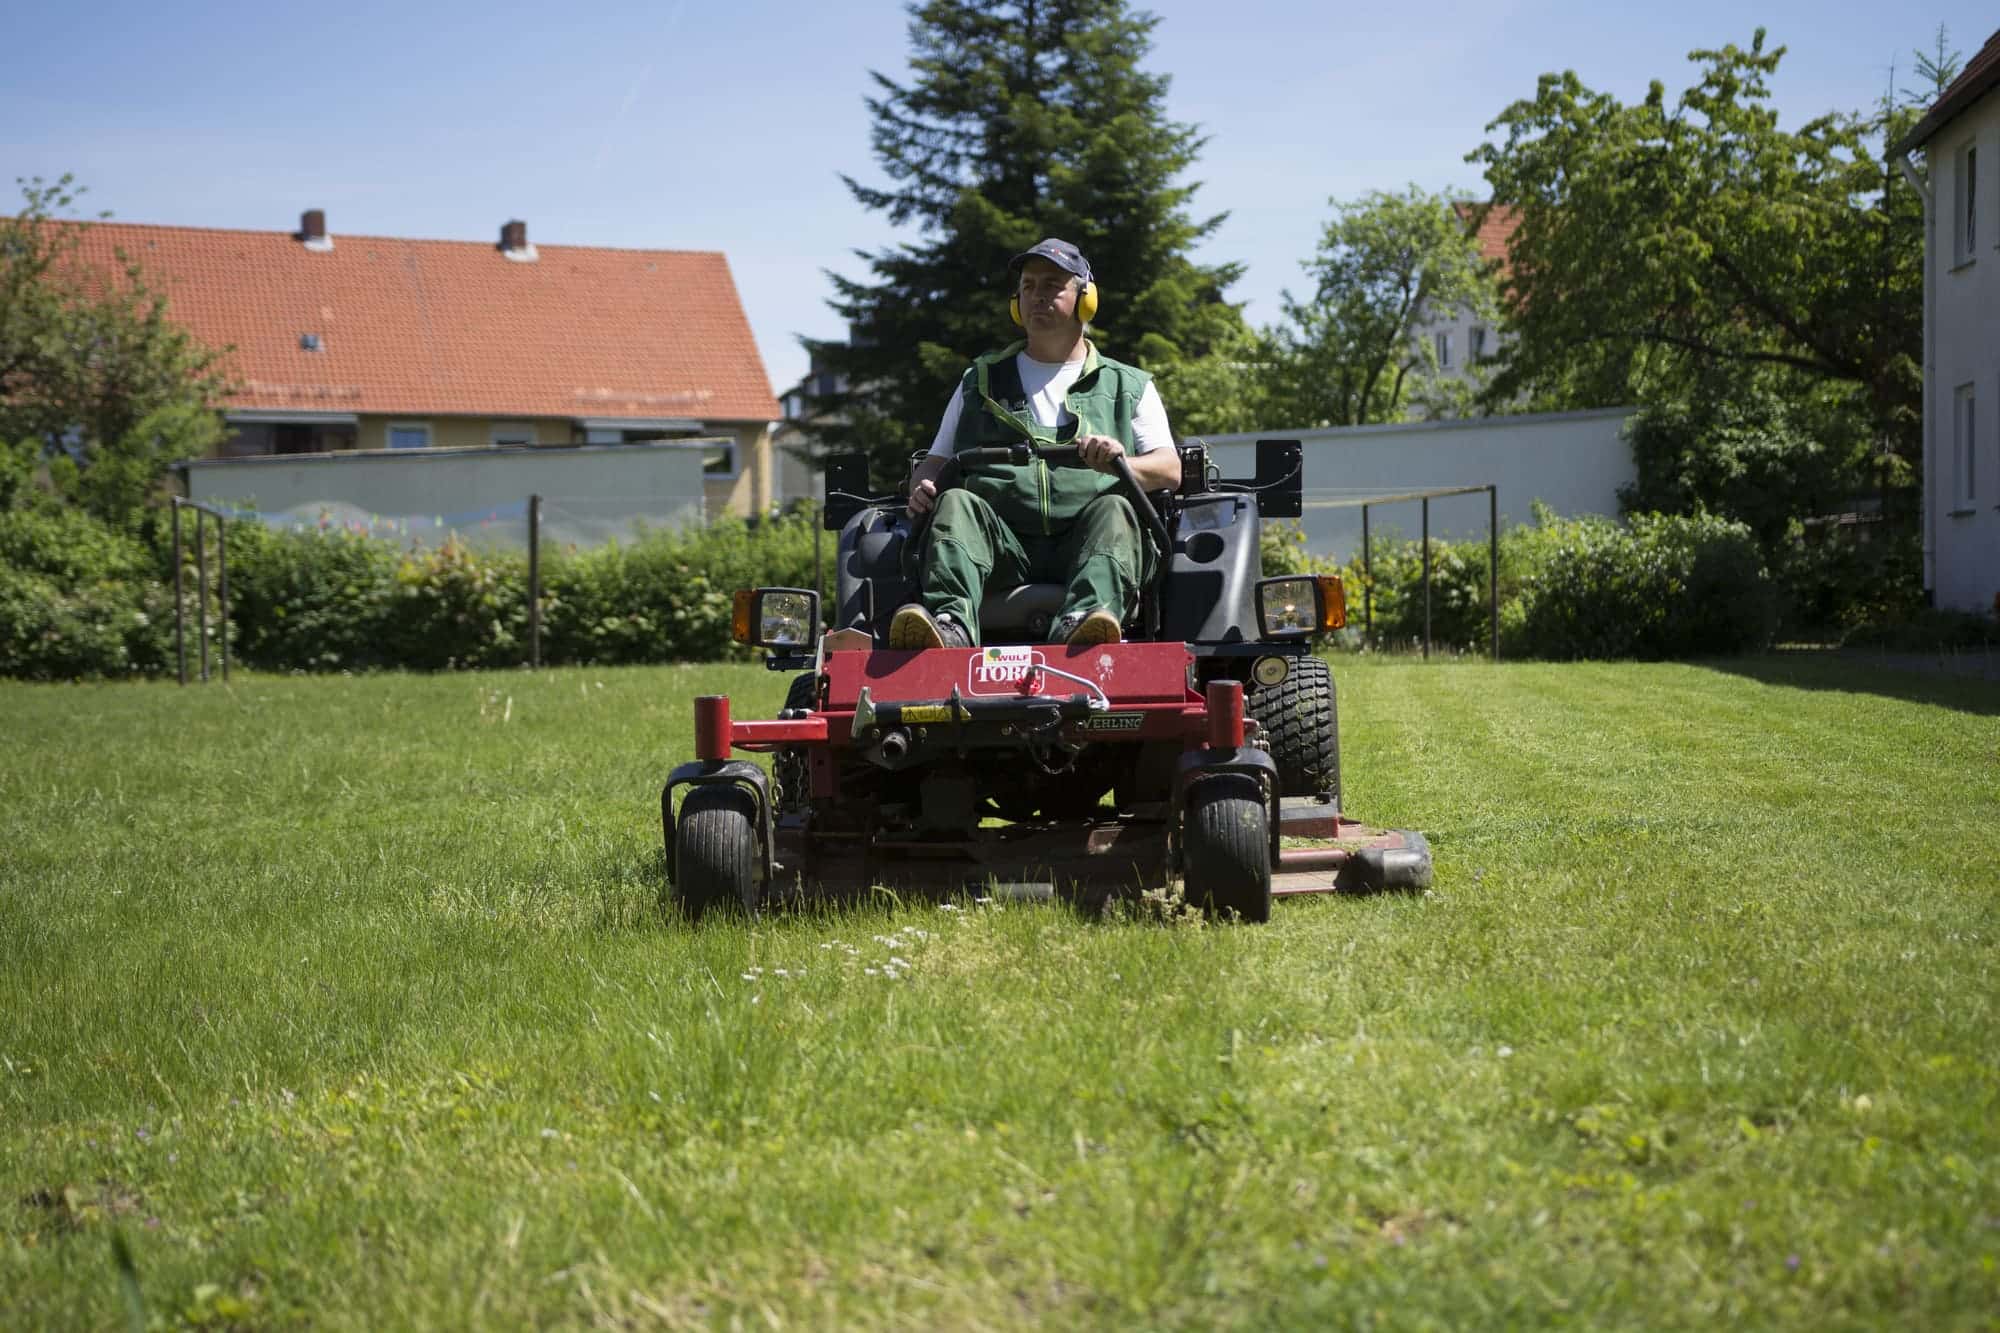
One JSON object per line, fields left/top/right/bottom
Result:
{"left": 969, "top": 645, "right": 1044, "bottom": 694}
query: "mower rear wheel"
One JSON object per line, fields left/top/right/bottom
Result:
{"left": 1182, "top": 774, "right": 1271, "bottom": 923}
{"left": 1247, "top": 654, "right": 1340, "bottom": 804}
{"left": 673, "top": 785, "right": 759, "bottom": 921}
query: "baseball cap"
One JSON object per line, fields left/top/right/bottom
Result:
{"left": 1007, "top": 238, "right": 1093, "bottom": 284}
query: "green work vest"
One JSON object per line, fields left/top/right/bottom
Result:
{"left": 949, "top": 340, "right": 1152, "bottom": 535}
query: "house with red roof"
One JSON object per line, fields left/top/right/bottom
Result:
{"left": 1893, "top": 27, "right": 2000, "bottom": 614}
{"left": 67, "top": 211, "right": 782, "bottom": 519}
{"left": 1407, "top": 203, "right": 1519, "bottom": 406}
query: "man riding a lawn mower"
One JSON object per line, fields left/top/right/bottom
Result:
{"left": 660, "top": 239, "right": 1435, "bottom": 923}
{"left": 889, "top": 238, "right": 1183, "bottom": 652}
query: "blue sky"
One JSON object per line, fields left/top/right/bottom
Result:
{"left": 4, "top": 0, "right": 1991, "bottom": 396}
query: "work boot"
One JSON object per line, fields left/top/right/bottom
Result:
{"left": 1052, "top": 608, "right": 1121, "bottom": 647}
{"left": 888, "top": 603, "right": 970, "bottom": 650}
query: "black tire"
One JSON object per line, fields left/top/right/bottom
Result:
{"left": 673, "top": 785, "right": 759, "bottom": 921}
{"left": 781, "top": 672, "right": 819, "bottom": 715}
{"left": 1246, "top": 655, "right": 1340, "bottom": 804}
{"left": 1182, "top": 774, "right": 1271, "bottom": 923}
{"left": 773, "top": 673, "right": 820, "bottom": 816}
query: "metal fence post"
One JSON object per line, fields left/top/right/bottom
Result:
{"left": 1421, "top": 497, "right": 1431, "bottom": 661}
{"left": 195, "top": 508, "right": 210, "bottom": 683}
{"left": 528, "top": 494, "right": 542, "bottom": 668}
{"left": 1361, "top": 503, "right": 1373, "bottom": 646}
{"left": 218, "top": 509, "right": 230, "bottom": 682}
{"left": 172, "top": 499, "right": 187, "bottom": 686}
{"left": 1488, "top": 485, "right": 1499, "bottom": 663}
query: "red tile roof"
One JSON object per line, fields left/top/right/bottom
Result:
{"left": 1894, "top": 27, "right": 2000, "bottom": 155}
{"left": 1453, "top": 201, "right": 1522, "bottom": 276}
{"left": 62, "top": 219, "right": 780, "bottom": 423}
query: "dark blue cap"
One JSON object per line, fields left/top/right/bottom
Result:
{"left": 1008, "top": 238, "right": 1092, "bottom": 284}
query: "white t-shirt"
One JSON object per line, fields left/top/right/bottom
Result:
{"left": 927, "top": 351, "right": 1172, "bottom": 457}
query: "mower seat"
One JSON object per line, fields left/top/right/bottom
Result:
{"left": 978, "top": 583, "right": 1066, "bottom": 641}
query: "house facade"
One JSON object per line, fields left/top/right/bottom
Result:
{"left": 1897, "top": 29, "right": 2000, "bottom": 614}
{"left": 69, "top": 212, "right": 782, "bottom": 519}
{"left": 1406, "top": 204, "right": 1519, "bottom": 409}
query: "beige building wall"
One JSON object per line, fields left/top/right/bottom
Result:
{"left": 702, "top": 422, "right": 776, "bottom": 518}
{"left": 351, "top": 415, "right": 570, "bottom": 450}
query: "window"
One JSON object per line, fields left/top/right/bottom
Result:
{"left": 1469, "top": 327, "right": 1487, "bottom": 363}
{"left": 1434, "top": 331, "right": 1452, "bottom": 369}
{"left": 489, "top": 421, "right": 536, "bottom": 446}
{"left": 703, "top": 443, "right": 737, "bottom": 476}
{"left": 387, "top": 422, "right": 431, "bottom": 450}
{"left": 1955, "top": 142, "right": 1978, "bottom": 265}
{"left": 1954, "top": 383, "right": 1977, "bottom": 507}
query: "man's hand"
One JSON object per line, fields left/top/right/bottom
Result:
{"left": 908, "top": 478, "right": 938, "bottom": 516}
{"left": 1076, "top": 434, "right": 1125, "bottom": 475}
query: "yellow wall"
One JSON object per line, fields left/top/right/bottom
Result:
{"left": 354, "top": 416, "right": 566, "bottom": 451}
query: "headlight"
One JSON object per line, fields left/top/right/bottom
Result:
{"left": 1254, "top": 575, "right": 1346, "bottom": 639}
{"left": 731, "top": 587, "right": 820, "bottom": 648}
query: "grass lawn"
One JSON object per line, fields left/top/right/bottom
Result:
{"left": 2, "top": 656, "right": 1996, "bottom": 1329}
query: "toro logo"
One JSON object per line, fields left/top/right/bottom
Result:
{"left": 968, "top": 645, "right": 1045, "bottom": 695}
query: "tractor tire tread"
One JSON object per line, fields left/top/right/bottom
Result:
{"left": 674, "top": 786, "right": 758, "bottom": 921}
{"left": 1247, "top": 655, "right": 1340, "bottom": 803}
{"left": 1184, "top": 774, "right": 1271, "bottom": 923}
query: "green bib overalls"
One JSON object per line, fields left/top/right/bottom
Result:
{"left": 919, "top": 341, "right": 1156, "bottom": 643}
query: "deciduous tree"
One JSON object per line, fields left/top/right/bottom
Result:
{"left": 1467, "top": 33, "right": 1923, "bottom": 485}
{"left": 1257, "top": 186, "right": 1498, "bottom": 429}
{"left": 1, "top": 176, "right": 230, "bottom": 525}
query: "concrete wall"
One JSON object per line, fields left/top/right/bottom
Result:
{"left": 1201, "top": 407, "right": 1635, "bottom": 561}
{"left": 222, "top": 415, "right": 776, "bottom": 520}
{"left": 184, "top": 441, "right": 710, "bottom": 550}
{"left": 1925, "top": 91, "right": 2000, "bottom": 613}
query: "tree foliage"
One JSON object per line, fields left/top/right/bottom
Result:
{"left": 807, "top": 0, "right": 1247, "bottom": 482}
{"left": 1467, "top": 33, "right": 1924, "bottom": 486}
{"left": 1257, "top": 186, "right": 1499, "bottom": 429}
{"left": 1, "top": 175, "right": 231, "bottom": 526}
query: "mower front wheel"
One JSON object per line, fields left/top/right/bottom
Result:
{"left": 1247, "top": 654, "right": 1340, "bottom": 803}
{"left": 673, "top": 785, "right": 760, "bottom": 921}
{"left": 1182, "top": 774, "right": 1271, "bottom": 923}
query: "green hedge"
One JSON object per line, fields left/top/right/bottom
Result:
{"left": 0, "top": 508, "right": 180, "bottom": 680}
{"left": 222, "top": 512, "right": 822, "bottom": 672}
{"left": 3, "top": 499, "right": 1798, "bottom": 677}
{"left": 0, "top": 503, "right": 829, "bottom": 679}
{"left": 1269, "top": 505, "right": 1780, "bottom": 659}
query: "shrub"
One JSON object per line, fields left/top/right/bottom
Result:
{"left": 222, "top": 522, "right": 401, "bottom": 671}
{"left": 1840, "top": 606, "right": 1999, "bottom": 653}
{"left": 541, "top": 511, "right": 819, "bottom": 665}
{"left": 0, "top": 505, "right": 157, "bottom": 586}
{"left": 0, "top": 563, "right": 178, "bottom": 680}
{"left": 1511, "top": 511, "right": 1777, "bottom": 660}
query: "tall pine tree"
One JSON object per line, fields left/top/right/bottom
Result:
{"left": 806, "top": 0, "right": 1244, "bottom": 484}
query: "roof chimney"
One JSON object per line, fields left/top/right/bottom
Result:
{"left": 499, "top": 219, "right": 536, "bottom": 263}
{"left": 299, "top": 208, "right": 332, "bottom": 252}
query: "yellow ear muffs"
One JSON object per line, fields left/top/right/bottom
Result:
{"left": 1010, "top": 281, "right": 1098, "bottom": 327}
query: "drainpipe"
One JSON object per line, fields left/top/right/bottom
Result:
{"left": 1898, "top": 150, "right": 1936, "bottom": 601}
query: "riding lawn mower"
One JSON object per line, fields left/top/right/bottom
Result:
{"left": 661, "top": 439, "right": 1432, "bottom": 922}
